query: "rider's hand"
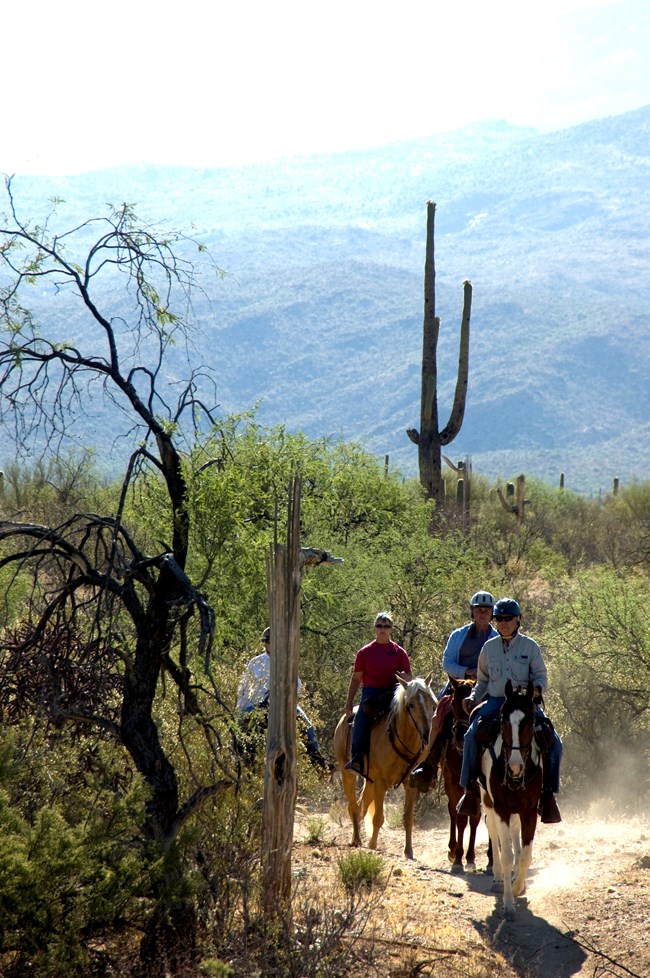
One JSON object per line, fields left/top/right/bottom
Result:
{"left": 462, "top": 696, "right": 474, "bottom": 715}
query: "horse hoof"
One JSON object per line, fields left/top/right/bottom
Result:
{"left": 485, "top": 865, "right": 494, "bottom": 877}
{"left": 491, "top": 880, "right": 504, "bottom": 893}
{"left": 465, "top": 861, "right": 476, "bottom": 874}
{"left": 450, "top": 863, "right": 464, "bottom": 874}
{"left": 503, "top": 907, "right": 516, "bottom": 921}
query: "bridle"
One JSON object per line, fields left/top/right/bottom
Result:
{"left": 499, "top": 707, "right": 537, "bottom": 789}
{"left": 451, "top": 715, "right": 469, "bottom": 755}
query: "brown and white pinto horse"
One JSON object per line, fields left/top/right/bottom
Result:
{"left": 480, "top": 680, "right": 543, "bottom": 918}
{"left": 442, "top": 678, "right": 492, "bottom": 873}
{"left": 334, "top": 675, "right": 437, "bottom": 859}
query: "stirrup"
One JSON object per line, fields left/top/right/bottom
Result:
{"left": 409, "top": 763, "right": 436, "bottom": 793}
{"left": 456, "top": 783, "right": 480, "bottom": 817}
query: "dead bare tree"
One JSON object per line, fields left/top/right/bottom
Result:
{"left": 0, "top": 179, "right": 232, "bottom": 971}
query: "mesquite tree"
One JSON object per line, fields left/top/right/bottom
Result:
{"left": 407, "top": 201, "right": 472, "bottom": 503}
{"left": 0, "top": 179, "right": 231, "bottom": 967}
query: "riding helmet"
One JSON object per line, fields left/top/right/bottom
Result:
{"left": 470, "top": 590, "right": 494, "bottom": 607}
{"left": 493, "top": 597, "right": 521, "bottom": 617}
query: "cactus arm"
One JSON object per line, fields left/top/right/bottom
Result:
{"left": 440, "top": 280, "right": 472, "bottom": 445}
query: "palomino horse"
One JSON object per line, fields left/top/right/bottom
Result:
{"left": 442, "top": 677, "right": 492, "bottom": 873}
{"left": 480, "top": 680, "right": 543, "bottom": 919}
{"left": 334, "top": 675, "right": 437, "bottom": 859}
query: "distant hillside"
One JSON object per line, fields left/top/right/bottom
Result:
{"left": 4, "top": 106, "right": 650, "bottom": 496}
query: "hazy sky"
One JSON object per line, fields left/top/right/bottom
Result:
{"left": 3, "top": 0, "right": 649, "bottom": 175}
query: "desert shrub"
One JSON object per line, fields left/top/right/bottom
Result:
{"left": 337, "top": 851, "right": 386, "bottom": 891}
{"left": 0, "top": 732, "right": 154, "bottom": 977}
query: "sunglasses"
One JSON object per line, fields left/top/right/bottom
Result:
{"left": 375, "top": 622, "right": 392, "bottom": 628}
{"left": 494, "top": 615, "right": 516, "bottom": 622}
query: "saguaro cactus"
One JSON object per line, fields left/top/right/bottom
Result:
{"left": 407, "top": 201, "right": 472, "bottom": 503}
{"left": 497, "top": 474, "right": 529, "bottom": 520}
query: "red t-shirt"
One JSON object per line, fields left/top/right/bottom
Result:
{"left": 354, "top": 640, "right": 411, "bottom": 689}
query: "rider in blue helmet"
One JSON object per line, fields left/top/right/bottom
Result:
{"left": 456, "top": 597, "right": 563, "bottom": 824}
{"left": 410, "top": 590, "right": 497, "bottom": 793}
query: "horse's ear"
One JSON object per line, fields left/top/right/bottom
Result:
{"left": 505, "top": 679, "right": 514, "bottom": 698}
{"left": 526, "top": 680, "right": 534, "bottom": 699}
{"left": 425, "top": 671, "right": 434, "bottom": 687}
{"left": 397, "top": 674, "right": 409, "bottom": 689}
{"left": 450, "top": 677, "right": 459, "bottom": 690}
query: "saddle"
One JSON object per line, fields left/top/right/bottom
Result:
{"left": 362, "top": 688, "right": 396, "bottom": 721}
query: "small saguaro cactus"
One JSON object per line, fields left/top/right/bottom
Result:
{"left": 497, "top": 474, "right": 529, "bottom": 520}
{"left": 406, "top": 201, "right": 472, "bottom": 503}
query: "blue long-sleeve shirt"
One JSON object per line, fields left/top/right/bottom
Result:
{"left": 442, "top": 622, "right": 498, "bottom": 679}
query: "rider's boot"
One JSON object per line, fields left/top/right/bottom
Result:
{"left": 409, "top": 760, "right": 436, "bottom": 793}
{"left": 456, "top": 780, "right": 481, "bottom": 817}
{"left": 538, "top": 791, "right": 562, "bottom": 823}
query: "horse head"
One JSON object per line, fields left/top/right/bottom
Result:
{"left": 500, "top": 680, "right": 536, "bottom": 781}
{"left": 392, "top": 676, "right": 438, "bottom": 756}
{"left": 446, "top": 676, "right": 475, "bottom": 750}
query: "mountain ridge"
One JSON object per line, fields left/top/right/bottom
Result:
{"left": 3, "top": 106, "right": 650, "bottom": 496}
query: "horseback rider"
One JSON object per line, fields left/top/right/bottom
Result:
{"left": 344, "top": 611, "right": 412, "bottom": 779}
{"left": 410, "top": 590, "right": 497, "bottom": 792}
{"left": 237, "top": 627, "right": 331, "bottom": 771}
{"left": 456, "top": 597, "right": 563, "bottom": 824}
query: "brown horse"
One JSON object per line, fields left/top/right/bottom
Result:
{"left": 481, "top": 680, "right": 543, "bottom": 919}
{"left": 334, "top": 675, "right": 437, "bottom": 859}
{"left": 441, "top": 677, "right": 492, "bottom": 874}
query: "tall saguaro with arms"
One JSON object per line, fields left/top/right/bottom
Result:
{"left": 407, "top": 201, "right": 473, "bottom": 503}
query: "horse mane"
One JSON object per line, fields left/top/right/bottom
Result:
{"left": 388, "top": 677, "right": 428, "bottom": 722}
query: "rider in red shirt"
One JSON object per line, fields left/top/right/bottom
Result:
{"left": 344, "top": 611, "right": 412, "bottom": 778}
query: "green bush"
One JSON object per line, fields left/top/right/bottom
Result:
{"left": 337, "top": 851, "right": 386, "bottom": 891}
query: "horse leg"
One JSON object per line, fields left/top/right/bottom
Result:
{"left": 367, "top": 783, "right": 385, "bottom": 850}
{"left": 512, "top": 810, "right": 537, "bottom": 898}
{"left": 403, "top": 784, "right": 417, "bottom": 860}
{"left": 340, "top": 770, "right": 363, "bottom": 847}
{"left": 449, "top": 807, "right": 466, "bottom": 873}
{"left": 485, "top": 808, "right": 504, "bottom": 889}
{"left": 464, "top": 814, "right": 479, "bottom": 873}
{"left": 495, "top": 816, "right": 516, "bottom": 919}
{"left": 485, "top": 835, "right": 494, "bottom": 875}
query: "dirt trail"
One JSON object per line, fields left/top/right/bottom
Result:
{"left": 295, "top": 797, "right": 650, "bottom": 978}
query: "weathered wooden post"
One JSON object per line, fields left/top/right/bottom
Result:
{"left": 261, "top": 476, "right": 342, "bottom": 924}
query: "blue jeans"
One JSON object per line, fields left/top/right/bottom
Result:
{"left": 460, "top": 696, "right": 562, "bottom": 794}
{"left": 351, "top": 687, "right": 393, "bottom": 760}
